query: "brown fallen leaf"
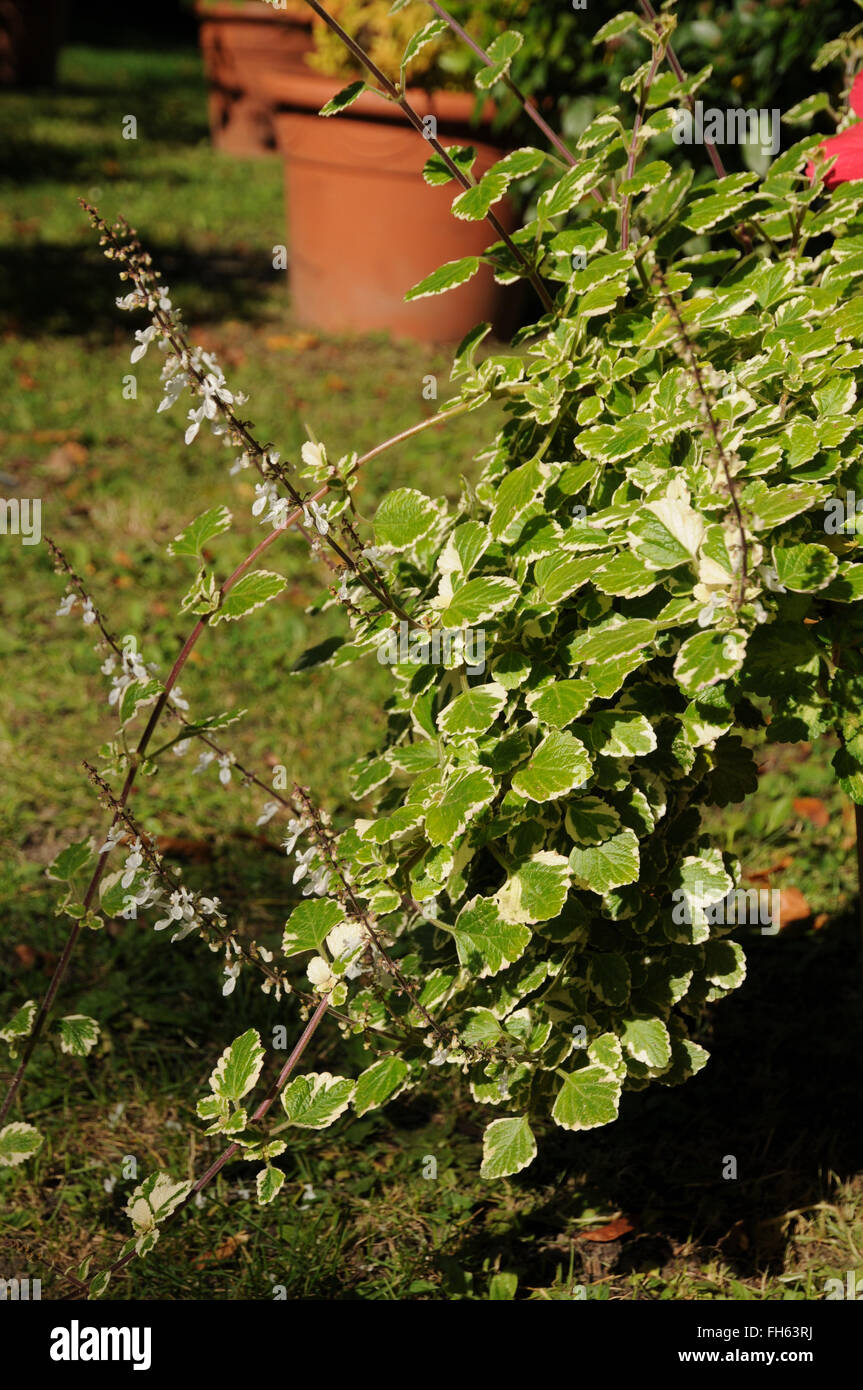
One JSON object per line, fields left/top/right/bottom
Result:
{"left": 744, "top": 854, "right": 792, "bottom": 882}
{"left": 793, "top": 796, "right": 829, "bottom": 828}
{"left": 778, "top": 885, "right": 812, "bottom": 928}
{"left": 193, "top": 1232, "right": 249, "bottom": 1269}
{"left": 13, "top": 944, "right": 37, "bottom": 968}
{"left": 577, "top": 1215, "right": 634, "bottom": 1243}
{"left": 42, "top": 440, "right": 88, "bottom": 479}
{"left": 265, "top": 331, "right": 318, "bottom": 352}
{"left": 813, "top": 913, "right": 829, "bottom": 930}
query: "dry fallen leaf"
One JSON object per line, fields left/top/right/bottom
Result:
{"left": 792, "top": 796, "right": 829, "bottom": 828}
{"left": 42, "top": 440, "right": 88, "bottom": 479}
{"left": 265, "top": 331, "right": 318, "bottom": 352}
{"left": 577, "top": 1215, "right": 634, "bottom": 1243}
{"left": 744, "top": 854, "right": 792, "bottom": 882}
{"left": 778, "top": 885, "right": 812, "bottom": 928}
{"left": 193, "top": 1232, "right": 249, "bottom": 1269}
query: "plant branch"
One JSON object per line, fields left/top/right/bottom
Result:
{"left": 621, "top": 42, "right": 664, "bottom": 251}
{"left": 652, "top": 266, "right": 749, "bottom": 608}
{"left": 423, "top": 0, "right": 604, "bottom": 207}
{"left": 73, "top": 991, "right": 333, "bottom": 1298}
{"left": 0, "top": 395, "right": 478, "bottom": 1127}
{"left": 636, "top": 0, "right": 727, "bottom": 180}
{"left": 300, "top": 0, "right": 552, "bottom": 312}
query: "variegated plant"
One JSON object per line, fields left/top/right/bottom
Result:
{"left": 3, "top": 0, "right": 863, "bottom": 1290}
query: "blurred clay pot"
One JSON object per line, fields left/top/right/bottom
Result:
{"left": 195, "top": 0, "right": 312, "bottom": 156}
{"left": 0, "top": 0, "right": 66, "bottom": 87}
{"left": 268, "top": 68, "right": 519, "bottom": 342}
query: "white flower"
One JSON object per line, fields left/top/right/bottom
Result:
{"left": 99, "top": 826, "right": 123, "bottom": 855}
{"left": 429, "top": 1046, "right": 451, "bottom": 1066}
{"left": 252, "top": 481, "right": 278, "bottom": 519}
{"left": 256, "top": 801, "right": 279, "bottom": 827}
{"left": 194, "top": 751, "right": 216, "bottom": 774}
{"left": 267, "top": 496, "right": 292, "bottom": 529}
{"left": 56, "top": 592, "right": 77, "bottom": 617}
{"left": 303, "top": 500, "right": 329, "bottom": 536}
{"left": 198, "top": 896, "right": 221, "bottom": 916}
{"left": 281, "top": 820, "right": 305, "bottom": 854}
{"left": 259, "top": 946, "right": 273, "bottom": 963}
{"left": 218, "top": 755, "right": 233, "bottom": 786}
{"left": 760, "top": 563, "right": 786, "bottom": 594}
{"left": 292, "top": 846, "right": 316, "bottom": 884}
{"left": 130, "top": 325, "right": 158, "bottom": 363}
{"left": 303, "top": 866, "right": 331, "bottom": 898}
{"left": 200, "top": 372, "right": 234, "bottom": 416}
{"left": 100, "top": 654, "right": 117, "bottom": 675}
{"left": 173, "top": 739, "right": 191, "bottom": 757}
{"left": 230, "top": 452, "right": 251, "bottom": 475}
{"left": 307, "top": 956, "right": 336, "bottom": 992}
{"left": 157, "top": 371, "right": 188, "bottom": 413}
{"left": 222, "top": 960, "right": 241, "bottom": 996}
{"left": 185, "top": 406, "right": 205, "bottom": 445}
{"left": 121, "top": 839, "right": 144, "bottom": 889}
{"left": 168, "top": 686, "right": 189, "bottom": 712}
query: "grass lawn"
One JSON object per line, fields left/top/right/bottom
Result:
{"left": 1, "top": 41, "right": 862, "bottom": 1302}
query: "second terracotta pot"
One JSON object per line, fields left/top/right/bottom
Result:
{"left": 195, "top": 1, "right": 313, "bottom": 156}
{"left": 270, "top": 70, "right": 519, "bottom": 343}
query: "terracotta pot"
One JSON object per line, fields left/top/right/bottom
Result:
{"left": 0, "top": 0, "right": 66, "bottom": 87}
{"left": 268, "top": 69, "right": 520, "bottom": 342}
{"left": 195, "top": 0, "right": 313, "bottom": 156}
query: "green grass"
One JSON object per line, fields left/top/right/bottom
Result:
{"left": 1, "top": 42, "right": 862, "bottom": 1302}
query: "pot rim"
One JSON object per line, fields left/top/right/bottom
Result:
{"left": 194, "top": 1, "right": 310, "bottom": 21}
{"left": 259, "top": 62, "right": 498, "bottom": 127}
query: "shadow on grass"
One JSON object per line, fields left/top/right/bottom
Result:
{"left": 0, "top": 238, "right": 285, "bottom": 336}
{"left": 448, "top": 914, "right": 863, "bottom": 1294}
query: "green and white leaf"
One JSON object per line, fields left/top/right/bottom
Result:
{"left": 568, "top": 828, "right": 640, "bottom": 895}
{"left": 480, "top": 1114, "right": 537, "bottom": 1178}
{"left": 453, "top": 896, "right": 532, "bottom": 978}
{"left": 212, "top": 570, "right": 286, "bottom": 625}
{"left": 58, "top": 1014, "right": 100, "bottom": 1057}
{"left": 511, "top": 731, "right": 591, "bottom": 802}
{"left": 552, "top": 1064, "right": 622, "bottom": 1131}
{"left": 280, "top": 1072, "right": 355, "bottom": 1129}
{"left": 283, "top": 899, "right": 345, "bottom": 956}
{"left": 168, "top": 505, "right": 232, "bottom": 558}
{"left": 353, "top": 1056, "right": 410, "bottom": 1116}
{"left": 208, "top": 1028, "right": 265, "bottom": 1102}
{"left": 0, "top": 1121, "right": 43, "bottom": 1168}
